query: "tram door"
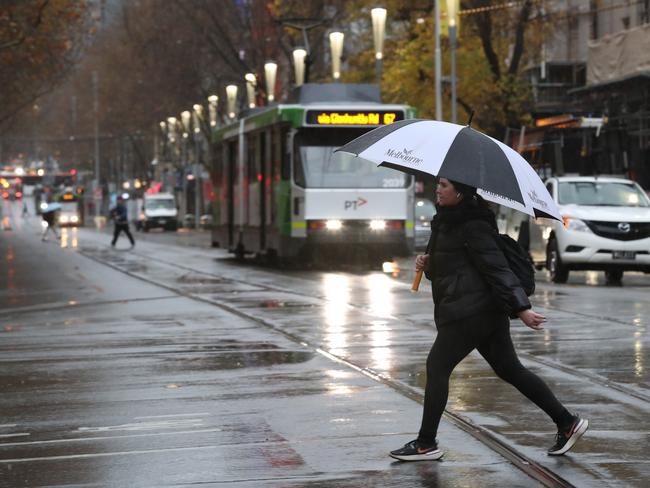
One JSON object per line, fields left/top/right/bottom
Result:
{"left": 227, "top": 140, "right": 237, "bottom": 248}
{"left": 259, "top": 131, "right": 267, "bottom": 250}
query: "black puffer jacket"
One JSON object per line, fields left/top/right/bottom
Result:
{"left": 424, "top": 198, "right": 531, "bottom": 326}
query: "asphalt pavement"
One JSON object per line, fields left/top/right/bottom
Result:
{"left": 1, "top": 199, "right": 649, "bottom": 487}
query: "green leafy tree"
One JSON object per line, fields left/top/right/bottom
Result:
{"left": 342, "top": 0, "right": 543, "bottom": 139}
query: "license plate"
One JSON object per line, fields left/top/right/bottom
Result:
{"left": 612, "top": 251, "right": 636, "bottom": 260}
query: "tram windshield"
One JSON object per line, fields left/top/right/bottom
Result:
{"left": 294, "top": 128, "right": 410, "bottom": 189}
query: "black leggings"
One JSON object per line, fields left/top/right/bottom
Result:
{"left": 112, "top": 223, "right": 134, "bottom": 246}
{"left": 418, "top": 313, "right": 572, "bottom": 444}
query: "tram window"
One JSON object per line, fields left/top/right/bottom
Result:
{"left": 247, "top": 134, "right": 257, "bottom": 183}
{"left": 294, "top": 129, "right": 410, "bottom": 189}
{"left": 281, "top": 129, "right": 291, "bottom": 180}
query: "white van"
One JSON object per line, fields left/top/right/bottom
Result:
{"left": 528, "top": 176, "right": 650, "bottom": 284}
{"left": 138, "top": 193, "right": 178, "bottom": 231}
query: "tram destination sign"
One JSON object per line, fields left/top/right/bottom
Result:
{"left": 305, "top": 110, "right": 404, "bottom": 127}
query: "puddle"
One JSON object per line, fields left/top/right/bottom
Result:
{"left": 161, "top": 346, "right": 313, "bottom": 371}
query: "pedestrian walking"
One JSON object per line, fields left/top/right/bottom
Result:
{"left": 389, "top": 178, "right": 588, "bottom": 462}
{"left": 22, "top": 201, "right": 29, "bottom": 218}
{"left": 41, "top": 208, "right": 60, "bottom": 241}
{"left": 110, "top": 196, "right": 135, "bottom": 248}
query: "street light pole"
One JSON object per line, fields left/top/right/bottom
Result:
{"left": 447, "top": 0, "right": 459, "bottom": 124}
{"left": 434, "top": 0, "right": 442, "bottom": 120}
{"left": 371, "top": 8, "right": 387, "bottom": 90}
{"left": 192, "top": 105, "right": 203, "bottom": 229}
{"left": 92, "top": 70, "right": 101, "bottom": 215}
{"left": 181, "top": 110, "right": 191, "bottom": 223}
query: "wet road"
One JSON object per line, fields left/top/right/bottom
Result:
{"left": 1, "top": 200, "right": 649, "bottom": 487}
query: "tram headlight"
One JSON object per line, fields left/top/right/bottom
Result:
{"left": 326, "top": 219, "right": 343, "bottom": 230}
{"left": 71, "top": 215, "right": 79, "bottom": 223}
{"left": 59, "top": 215, "right": 69, "bottom": 223}
{"left": 370, "top": 219, "right": 386, "bottom": 230}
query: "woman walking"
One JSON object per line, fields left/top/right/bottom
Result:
{"left": 390, "top": 178, "right": 588, "bottom": 461}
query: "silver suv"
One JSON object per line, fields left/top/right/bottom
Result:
{"left": 527, "top": 176, "right": 650, "bottom": 284}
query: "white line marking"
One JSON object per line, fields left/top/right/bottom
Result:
{"left": 78, "top": 418, "right": 203, "bottom": 432}
{"left": 0, "top": 428, "right": 222, "bottom": 448}
{"left": 0, "top": 425, "right": 17, "bottom": 429}
{"left": 0, "top": 433, "right": 29, "bottom": 439}
{"left": 0, "top": 445, "right": 218, "bottom": 463}
{"left": 133, "top": 413, "right": 209, "bottom": 419}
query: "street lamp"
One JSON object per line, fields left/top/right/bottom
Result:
{"left": 447, "top": 0, "right": 459, "bottom": 124}
{"left": 181, "top": 110, "right": 191, "bottom": 139}
{"left": 264, "top": 61, "right": 277, "bottom": 103}
{"left": 192, "top": 104, "right": 203, "bottom": 133}
{"left": 245, "top": 73, "right": 257, "bottom": 108}
{"left": 208, "top": 95, "right": 218, "bottom": 127}
{"left": 371, "top": 7, "right": 387, "bottom": 86}
{"left": 329, "top": 31, "right": 344, "bottom": 80}
{"left": 166, "top": 116, "right": 177, "bottom": 143}
{"left": 226, "top": 84, "right": 238, "bottom": 119}
{"left": 293, "top": 48, "right": 307, "bottom": 86}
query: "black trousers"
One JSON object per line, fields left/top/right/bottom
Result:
{"left": 418, "top": 313, "right": 572, "bottom": 445}
{"left": 112, "top": 223, "right": 134, "bottom": 246}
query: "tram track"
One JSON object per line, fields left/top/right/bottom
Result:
{"left": 117, "top": 246, "right": 650, "bottom": 407}
{"left": 78, "top": 244, "right": 598, "bottom": 488}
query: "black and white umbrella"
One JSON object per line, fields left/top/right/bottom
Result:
{"left": 336, "top": 119, "right": 561, "bottom": 221}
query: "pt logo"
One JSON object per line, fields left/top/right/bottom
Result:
{"left": 344, "top": 197, "right": 367, "bottom": 210}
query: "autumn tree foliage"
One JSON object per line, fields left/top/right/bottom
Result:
{"left": 0, "top": 0, "right": 92, "bottom": 129}
{"left": 342, "top": 0, "right": 543, "bottom": 139}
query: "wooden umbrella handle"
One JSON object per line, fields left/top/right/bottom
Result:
{"left": 411, "top": 270, "right": 424, "bottom": 292}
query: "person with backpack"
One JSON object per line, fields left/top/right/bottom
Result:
{"left": 390, "top": 177, "right": 588, "bottom": 462}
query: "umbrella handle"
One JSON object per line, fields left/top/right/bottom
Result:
{"left": 411, "top": 270, "right": 423, "bottom": 292}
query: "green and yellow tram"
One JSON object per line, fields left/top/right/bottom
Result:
{"left": 211, "top": 83, "right": 417, "bottom": 261}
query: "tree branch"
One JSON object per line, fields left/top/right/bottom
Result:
{"left": 508, "top": 0, "right": 532, "bottom": 76}
{"left": 473, "top": 7, "right": 500, "bottom": 80}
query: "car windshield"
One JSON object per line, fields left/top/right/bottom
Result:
{"left": 415, "top": 199, "right": 436, "bottom": 221}
{"left": 558, "top": 181, "right": 650, "bottom": 207}
{"left": 146, "top": 199, "right": 175, "bottom": 210}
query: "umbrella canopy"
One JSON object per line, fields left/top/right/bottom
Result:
{"left": 336, "top": 119, "right": 561, "bottom": 221}
{"left": 42, "top": 202, "right": 62, "bottom": 213}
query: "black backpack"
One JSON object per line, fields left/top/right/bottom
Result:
{"left": 495, "top": 234, "right": 536, "bottom": 296}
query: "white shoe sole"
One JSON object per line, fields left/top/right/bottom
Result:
{"left": 548, "top": 418, "right": 589, "bottom": 456}
{"left": 389, "top": 449, "right": 444, "bottom": 462}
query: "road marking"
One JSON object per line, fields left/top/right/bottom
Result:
{"left": 78, "top": 418, "right": 203, "bottom": 432}
{"left": 0, "top": 427, "right": 223, "bottom": 448}
{"left": 0, "top": 425, "right": 17, "bottom": 429}
{"left": 133, "top": 413, "right": 209, "bottom": 419}
{"left": 0, "top": 433, "right": 29, "bottom": 439}
{"left": 0, "top": 445, "right": 218, "bottom": 463}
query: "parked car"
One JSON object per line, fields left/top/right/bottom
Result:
{"left": 528, "top": 176, "right": 650, "bottom": 284}
{"left": 415, "top": 198, "right": 436, "bottom": 251}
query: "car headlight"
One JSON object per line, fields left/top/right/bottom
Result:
{"left": 562, "top": 216, "right": 590, "bottom": 232}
